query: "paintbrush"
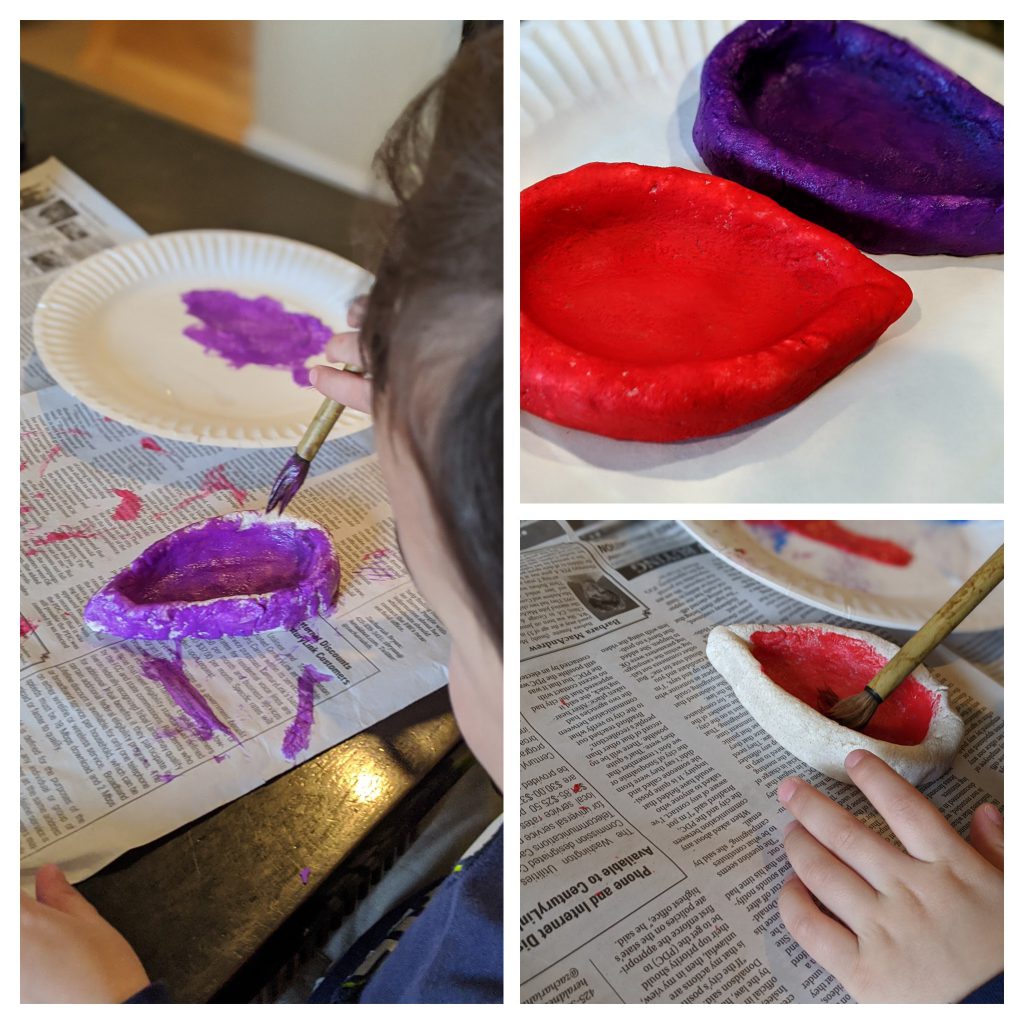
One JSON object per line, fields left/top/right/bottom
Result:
{"left": 266, "top": 397, "right": 344, "bottom": 515}
{"left": 828, "top": 544, "right": 1004, "bottom": 732}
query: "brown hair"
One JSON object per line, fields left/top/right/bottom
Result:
{"left": 359, "top": 27, "right": 502, "bottom": 649}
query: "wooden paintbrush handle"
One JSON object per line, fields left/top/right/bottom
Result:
{"left": 869, "top": 544, "right": 1004, "bottom": 700}
{"left": 295, "top": 398, "right": 345, "bottom": 461}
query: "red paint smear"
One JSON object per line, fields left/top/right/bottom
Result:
{"left": 20, "top": 461, "right": 27, "bottom": 472}
{"left": 60, "top": 427, "right": 89, "bottom": 437}
{"left": 20, "top": 505, "right": 31, "bottom": 516}
{"left": 163, "top": 464, "right": 248, "bottom": 515}
{"left": 746, "top": 520, "right": 913, "bottom": 566}
{"left": 112, "top": 488, "right": 143, "bottom": 521}
{"left": 38, "top": 444, "right": 62, "bottom": 478}
{"left": 571, "top": 783, "right": 582, "bottom": 793}
{"left": 20, "top": 615, "right": 37, "bottom": 638}
{"left": 25, "top": 529, "right": 97, "bottom": 557}
{"left": 141, "top": 437, "right": 166, "bottom": 452}
{"left": 749, "top": 627, "right": 937, "bottom": 745}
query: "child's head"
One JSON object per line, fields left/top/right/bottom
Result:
{"left": 359, "top": 28, "right": 503, "bottom": 786}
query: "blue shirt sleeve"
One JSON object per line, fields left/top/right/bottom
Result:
{"left": 311, "top": 824, "right": 503, "bottom": 1004}
{"left": 962, "top": 973, "right": 1003, "bottom": 1003}
{"left": 125, "top": 981, "right": 171, "bottom": 1002}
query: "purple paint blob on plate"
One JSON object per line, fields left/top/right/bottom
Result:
{"left": 181, "top": 290, "right": 333, "bottom": 385}
{"left": 141, "top": 642, "right": 239, "bottom": 743}
{"left": 281, "top": 664, "right": 333, "bottom": 760}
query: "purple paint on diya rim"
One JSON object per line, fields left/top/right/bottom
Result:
{"left": 692, "top": 21, "right": 1003, "bottom": 255}
{"left": 84, "top": 511, "right": 339, "bottom": 641}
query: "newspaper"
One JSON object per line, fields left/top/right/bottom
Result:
{"left": 21, "top": 158, "right": 147, "bottom": 395}
{"left": 519, "top": 521, "right": 1003, "bottom": 1004}
{"left": 20, "top": 162, "right": 449, "bottom": 887}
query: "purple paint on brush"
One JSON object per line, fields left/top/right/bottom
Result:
{"left": 140, "top": 642, "right": 239, "bottom": 743}
{"left": 281, "top": 664, "right": 333, "bottom": 760}
{"left": 181, "top": 290, "right": 333, "bottom": 386}
{"left": 299, "top": 867, "right": 312, "bottom": 885}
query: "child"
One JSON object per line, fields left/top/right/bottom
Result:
{"left": 778, "top": 749, "right": 1002, "bottom": 1003}
{"left": 20, "top": 26, "right": 503, "bottom": 1004}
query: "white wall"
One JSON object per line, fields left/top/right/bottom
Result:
{"left": 246, "top": 21, "right": 462, "bottom": 198}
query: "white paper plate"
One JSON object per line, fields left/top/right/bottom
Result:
{"left": 681, "top": 520, "right": 1003, "bottom": 631}
{"left": 34, "top": 230, "right": 373, "bottom": 447}
{"left": 521, "top": 21, "right": 1004, "bottom": 501}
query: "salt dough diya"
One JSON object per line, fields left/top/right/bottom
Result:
{"left": 521, "top": 162, "right": 912, "bottom": 442}
{"left": 84, "top": 511, "right": 339, "bottom": 640}
{"left": 706, "top": 622, "right": 964, "bottom": 786}
{"left": 693, "top": 20, "right": 1004, "bottom": 256}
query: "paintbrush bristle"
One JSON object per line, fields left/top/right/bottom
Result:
{"left": 827, "top": 687, "right": 882, "bottom": 732}
{"left": 265, "top": 454, "right": 310, "bottom": 516}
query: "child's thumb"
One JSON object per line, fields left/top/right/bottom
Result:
{"left": 34, "top": 863, "right": 102, "bottom": 920}
{"left": 969, "top": 803, "right": 1003, "bottom": 871}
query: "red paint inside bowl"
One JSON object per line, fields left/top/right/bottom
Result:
{"left": 749, "top": 627, "right": 937, "bottom": 745}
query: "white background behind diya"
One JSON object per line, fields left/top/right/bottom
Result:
{"left": 520, "top": 21, "right": 1003, "bottom": 502}
{"left": 681, "top": 519, "right": 1004, "bottom": 631}
{"left": 33, "top": 230, "right": 372, "bottom": 448}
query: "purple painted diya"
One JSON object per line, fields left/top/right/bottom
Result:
{"left": 84, "top": 512, "right": 339, "bottom": 640}
{"left": 693, "top": 21, "right": 1004, "bottom": 255}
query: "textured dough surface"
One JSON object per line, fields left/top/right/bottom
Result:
{"left": 693, "top": 20, "right": 1004, "bottom": 255}
{"left": 706, "top": 622, "right": 964, "bottom": 785}
{"left": 521, "top": 162, "right": 912, "bottom": 441}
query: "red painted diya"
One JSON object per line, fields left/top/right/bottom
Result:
{"left": 520, "top": 163, "right": 913, "bottom": 442}
{"left": 706, "top": 622, "right": 964, "bottom": 785}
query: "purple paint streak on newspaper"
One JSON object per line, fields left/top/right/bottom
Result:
{"left": 181, "top": 290, "right": 333, "bottom": 386}
{"left": 281, "top": 664, "right": 333, "bottom": 760}
{"left": 155, "top": 773, "right": 177, "bottom": 783}
{"left": 140, "top": 642, "right": 239, "bottom": 743}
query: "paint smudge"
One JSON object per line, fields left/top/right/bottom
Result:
{"left": 20, "top": 615, "right": 37, "bottom": 638}
{"left": 746, "top": 520, "right": 913, "bottom": 566}
{"left": 141, "top": 437, "right": 166, "bottom": 452}
{"left": 20, "top": 460, "right": 27, "bottom": 472}
{"left": 281, "top": 664, "right": 332, "bottom": 760}
{"left": 24, "top": 529, "right": 97, "bottom": 557}
{"left": 299, "top": 867, "right": 312, "bottom": 885}
{"left": 357, "top": 547, "right": 399, "bottom": 583}
{"left": 571, "top": 783, "right": 582, "bottom": 793}
{"left": 213, "top": 753, "right": 228, "bottom": 763}
{"left": 155, "top": 773, "right": 177, "bottom": 783}
{"left": 21, "top": 505, "right": 31, "bottom": 516}
{"left": 181, "top": 290, "right": 333, "bottom": 387}
{"left": 60, "top": 427, "right": 89, "bottom": 438}
{"left": 38, "top": 444, "right": 62, "bottom": 478}
{"left": 140, "top": 643, "right": 239, "bottom": 743}
{"left": 160, "top": 464, "right": 248, "bottom": 517}
{"left": 112, "top": 488, "right": 143, "bottom": 521}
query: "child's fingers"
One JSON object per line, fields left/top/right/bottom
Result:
{"left": 968, "top": 803, "right": 1003, "bottom": 871}
{"left": 783, "top": 823, "right": 878, "bottom": 931}
{"left": 777, "top": 873, "right": 859, "bottom": 972}
{"left": 778, "top": 777, "right": 903, "bottom": 889}
{"left": 347, "top": 295, "right": 369, "bottom": 329}
{"left": 309, "top": 365, "right": 373, "bottom": 415}
{"left": 845, "top": 750, "right": 964, "bottom": 863}
{"left": 325, "top": 332, "right": 363, "bottom": 369}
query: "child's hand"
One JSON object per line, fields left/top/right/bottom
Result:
{"left": 21, "top": 864, "right": 149, "bottom": 1003}
{"left": 310, "top": 295, "right": 373, "bottom": 414}
{"left": 777, "top": 749, "right": 1002, "bottom": 1003}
